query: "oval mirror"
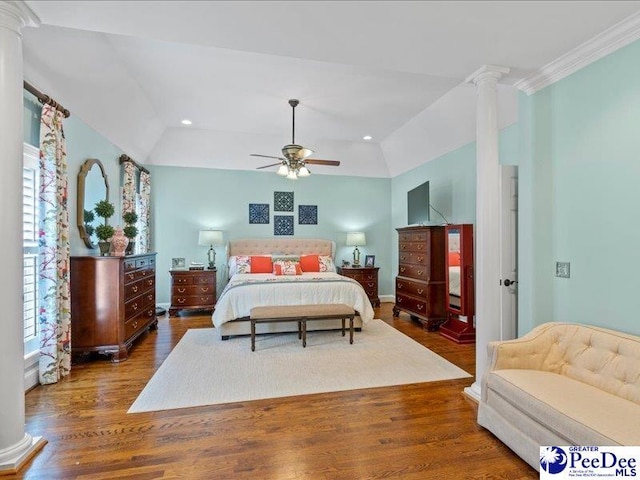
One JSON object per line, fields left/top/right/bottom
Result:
{"left": 77, "top": 159, "right": 109, "bottom": 249}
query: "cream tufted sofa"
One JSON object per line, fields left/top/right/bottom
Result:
{"left": 478, "top": 322, "right": 640, "bottom": 471}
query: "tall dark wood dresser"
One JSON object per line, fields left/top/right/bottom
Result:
{"left": 70, "top": 253, "right": 157, "bottom": 362}
{"left": 392, "top": 226, "right": 447, "bottom": 330}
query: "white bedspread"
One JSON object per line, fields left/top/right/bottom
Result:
{"left": 212, "top": 272, "right": 375, "bottom": 327}
{"left": 449, "top": 266, "right": 461, "bottom": 297}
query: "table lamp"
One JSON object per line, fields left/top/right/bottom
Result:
{"left": 346, "top": 232, "right": 366, "bottom": 267}
{"left": 198, "top": 230, "right": 223, "bottom": 269}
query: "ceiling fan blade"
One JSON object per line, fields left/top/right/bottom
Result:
{"left": 305, "top": 159, "right": 341, "bottom": 166}
{"left": 256, "top": 162, "right": 282, "bottom": 170}
{"left": 250, "top": 153, "right": 285, "bottom": 160}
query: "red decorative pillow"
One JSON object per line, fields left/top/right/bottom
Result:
{"left": 300, "top": 255, "right": 320, "bottom": 272}
{"left": 273, "top": 261, "right": 302, "bottom": 276}
{"left": 250, "top": 256, "right": 273, "bottom": 273}
{"left": 448, "top": 251, "right": 461, "bottom": 266}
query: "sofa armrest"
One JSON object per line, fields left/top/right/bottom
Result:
{"left": 487, "top": 323, "right": 559, "bottom": 372}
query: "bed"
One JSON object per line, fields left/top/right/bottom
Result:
{"left": 212, "top": 238, "right": 375, "bottom": 339}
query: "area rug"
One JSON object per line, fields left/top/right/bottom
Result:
{"left": 128, "top": 319, "right": 471, "bottom": 413}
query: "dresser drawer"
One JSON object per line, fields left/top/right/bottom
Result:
{"left": 172, "top": 284, "right": 215, "bottom": 296}
{"left": 125, "top": 279, "right": 144, "bottom": 299}
{"left": 125, "top": 296, "right": 145, "bottom": 319}
{"left": 136, "top": 257, "right": 150, "bottom": 269}
{"left": 399, "top": 241, "right": 428, "bottom": 253}
{"left": 136, "top": 267, "right": 155, "bottom": 281}
{"left": 124, "top": 259, "right": 137, "bottom": 272}
{"left": 124, "top": 271, "right": 136, "bottom": 283}
{"left": 399, "top": 263, "right": 428, "bottom": 281}
{"left": 172, "top": 294, "right": 215, "bottom": 307}
{"left": 124, "top": 315, "right": 145, "bottom": 340}
{"left": 142, "top": 290, "right": 155, "bottom": 308}
{"left": 399, "top": 231, "right": 428, "bottom": 243}
{"left": 395, "top": 293, "right": 427, "bottom": 316}
{"left": 140, "top": 276, "right": 155, "bottom": 291}
{"left": 398, "top": 251, "right": 428, "bottom": 266}
{"left": 396, "top": 277, "right": 428, "bottom": 298}
{"left": 172, "top": 275, "right": 193, "bottom": 286}
{"left": 192, "top": 274, "right": 214, "bottom": 285}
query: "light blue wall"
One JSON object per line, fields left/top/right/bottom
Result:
{"left": 151, "top": 166, "right": 392, "bottom": 304}
{"left": 518, "top": 38, "right": 640, "bottom": 336}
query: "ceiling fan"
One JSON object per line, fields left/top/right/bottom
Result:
{"left": 251, "top": 99, "right": 340, "bottom": 179}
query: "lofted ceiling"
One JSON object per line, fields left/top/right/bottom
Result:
{"left": 22, "top": 1, "right": 640, "bottom": 177}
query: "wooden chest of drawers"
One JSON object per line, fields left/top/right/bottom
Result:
{"left": 393, "top": 226, "right": 446, "bottom": 330}
{"left": 169, "top": 269, "right": 216, "bottom": 316}
{"left": 70, "top": 253, "right": 157, "bottom": 362}
{"left": 337, "top": 266, "right": 380, "bottom": 307}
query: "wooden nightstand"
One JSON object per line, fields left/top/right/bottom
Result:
{"left": 337, "top": 266, "right": 380, "bottom": 307}
{"left": 169, "top": 269, "right": 216, "bottom": 316}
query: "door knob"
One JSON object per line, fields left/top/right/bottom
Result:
{"left": 503, "top": 279, "right": 517, "bottom": 287}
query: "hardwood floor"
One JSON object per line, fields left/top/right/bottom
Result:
{"left": 14, "top": 303, "right": 536, "bottom": 479}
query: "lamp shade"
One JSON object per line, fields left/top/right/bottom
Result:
{"left": 346, "top": 232, "right": 366, "bottom": 246}
{"left": 198, "top": 230, "right": 223, "bottom": 246}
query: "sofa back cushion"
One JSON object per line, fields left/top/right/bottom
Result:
{"left": 540, "top": 324, "right": 640, "bottom": 405}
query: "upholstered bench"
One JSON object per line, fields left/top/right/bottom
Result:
{"left": 249, "top": 304, "right": 356, "bottom": 351}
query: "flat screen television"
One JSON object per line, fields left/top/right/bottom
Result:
{"left": 407, "top": 181, "right": 430, "bottom": 225}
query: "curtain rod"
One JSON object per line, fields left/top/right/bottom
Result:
{"left": 119, "top": 154, "right": 150, "bottom": 174}
{"left": 23, "top": 81, "right": 70, "bottom": 118}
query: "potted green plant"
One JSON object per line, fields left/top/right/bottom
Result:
{"left": 94, "top": 200, "right": 115, "bottom": 256}
{"left": 84, "top": 209, "right": 95, "bottom": 239}
{"left": 122, "top": 211, "right": 138, "bottom": 255}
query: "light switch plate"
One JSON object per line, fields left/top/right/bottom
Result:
{"left": 556, "top": 262, "right": 570, "bottom": 278}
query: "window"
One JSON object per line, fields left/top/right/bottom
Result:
{"left": 23, "top": 143, "right": 40, "bottom": 355}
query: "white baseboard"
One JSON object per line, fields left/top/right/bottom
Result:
{"left": 379, "top": 295, "right": 395, "bottom": 303}
{"left": 24, "top": 350, "right": 39, "bottom": 391}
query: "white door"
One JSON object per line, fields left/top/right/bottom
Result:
{"left": 499, "top": 165, "right": 518, "bottom": 340}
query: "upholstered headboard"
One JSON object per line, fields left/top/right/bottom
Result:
{"left": 228, "top": 238, "right": 335, "bottom": 258}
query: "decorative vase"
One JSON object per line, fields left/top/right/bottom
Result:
{"left": 98, "top": 241, "right": 111, "bottom": 256}
{"left": 110, "top": 227, "right": 129, "bottom": 257}
{"left": 125, "top": 240, "right": 135, "bottom": 256}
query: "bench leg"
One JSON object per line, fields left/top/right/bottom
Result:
{"left": 349, "top": 317, "right": 354, "bottom": 344}
{"left": 298, "top": 320, "right": 302, "bottom": 339}
{"left": 341, "top": 318, "right": 345, "bottom": 336}
{"left": 302, "top": 319, "right": 307, "bottom": 348}
{"left": 251, "top": 320, "right": 256, "bottom": 352}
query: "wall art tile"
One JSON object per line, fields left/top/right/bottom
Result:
{"left": 274, "top": 191, "right": 294, "bottom": 212}
{"left": 298, "top": 205, "right": 318, "bottom": 225}
{"left": 249, "top": 203, "right": 270, "bottom": 224}
{"left": 274, "top": 215, "right": 294, "bottom": 236}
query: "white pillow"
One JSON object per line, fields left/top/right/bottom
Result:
{"left": 319, "top": 255, "right": 336, "bottom": 272}
{"left": 228, "top": 255, "right": 251, "bottom": 277}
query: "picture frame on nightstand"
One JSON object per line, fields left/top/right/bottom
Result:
{"left": 365, "top": 255, "right": 375, "bottom": 267}
{"left": 171, "top": 257, "right": 186, "bottom": 269}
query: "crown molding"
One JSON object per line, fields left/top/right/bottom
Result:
{"left": 0, "top": 1, "right": 40, "bottom": 33}
{"left": 514, "top": 11, "right": 640, "bottom": 95}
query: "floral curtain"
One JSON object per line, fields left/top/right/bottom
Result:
{"left": 122, "top": 160, "right": 136, "bottom": 217}
{"left": 38, "top": 104, "right": 71, "bottom": 385}
{"left": 139, "top": 170, "right": 151, "bottom": 253}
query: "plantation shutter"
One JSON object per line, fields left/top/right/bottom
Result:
{"left": 23, "top": 145, "right": 39, "bottom": 346}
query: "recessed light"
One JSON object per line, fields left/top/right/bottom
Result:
{"left": 363, "top": 135, "right": 372, "bottom": 140}
{"left": 181, "top": 119, "right": 192, "bottom": 125}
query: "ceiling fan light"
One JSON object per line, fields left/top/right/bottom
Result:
{"left": 298, "top": 166, "right": 310, "bottom": 177}
{"left": 286, "top": 169, "right": 298, "bottom": 180}
{"left": 298, "top": 148, "right": 314, "bottom": 159}
{"left": 277, "top": 163, "right": 289, "bottom": 176}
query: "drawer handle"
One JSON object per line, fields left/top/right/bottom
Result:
{"left": 147, "top": 294, "right": 153, "bottom": 301}
{"left": 178, "top": 288, "right": 186, "bottom": 293}
{"left": 132, "top": 285, "right": 138, "bottom": 293}
{"left": 200, "top": 287, "right": 210, "bottom": 292}
{"left": 367, "top": 283, "right": 374, "bottom": 288}
{"left": 398, "top": 284, "right": 403, "bottom": 289}
{"left": 132, "top": 303, "right": 138, "bottom": 311}
{"left": 141, "top": 271, "right": 147, "bottom": 277}
{"left": 178, "top": 298, "right": 185, "bottom": 304}
{"left": 417, "top": 289, "right": 424, "bottom": 295}
{"left": 132, "top": 321, "right": 138, "bottom": 329}
{"left": 418, "top": 245, "right": 424, "bottom": 250}
{"left": 127, "top": 274, "right": 134, "bottom": 280}
{"left": 417, "top": 256, "right": 423, "bottom": 262}
{"left": 417, "top": 304, "right": 424, "bottom": 310}
{"left": 400, "top": 267, "right": 406, "bottom": 273}
{"left": 201, "top": 297, "right": 209, "bottom": 302}
{"left": 400, "top": 255, "right": 406, "bottom": 261}
{"left": 417, "top": 270, "right": 423, "bottom": 276}
{"left": 398, "top": 298, "right": 403, "bottom": 303}
{"left": 400, "top": 244, "right": 405, "bottom": 249}
{"left": 147, "top": 279, "right": 153, "bottom": 286}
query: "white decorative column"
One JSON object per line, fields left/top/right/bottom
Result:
{"left": 463, "top": 65, "right": 510, "bottom": 402}
{"left": 0, "top": 1, "right": 45, "bottom": 474}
